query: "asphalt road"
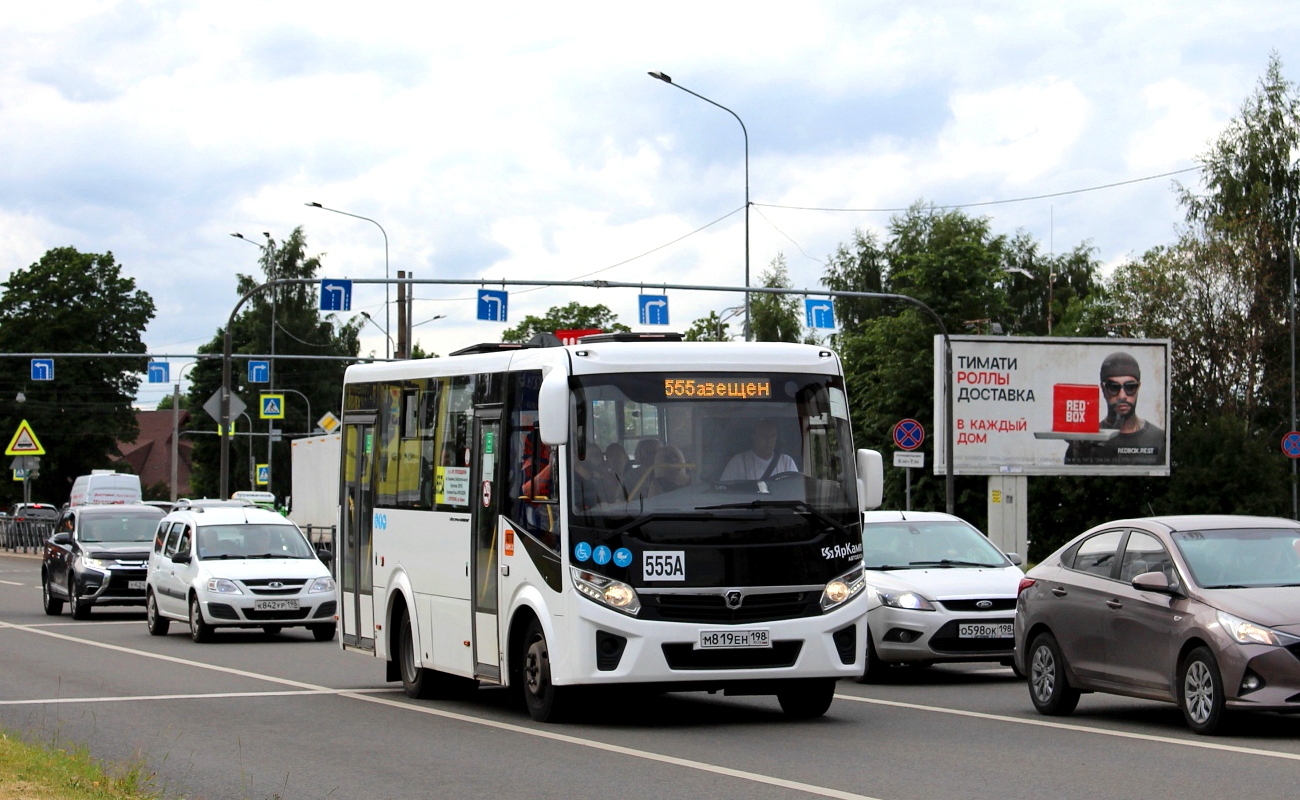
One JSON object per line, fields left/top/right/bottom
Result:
{"left": 2, "top": 551, "right": 1299, "bottom": 800}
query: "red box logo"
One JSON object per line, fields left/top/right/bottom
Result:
{"left": 1053, "top": 384, "right": 1099, "bottom": 433}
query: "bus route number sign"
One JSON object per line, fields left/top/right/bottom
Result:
{"left": 642, "top": 550, "right": 685, "bottom": 581}
{"left": 663, "top": 378, "right": 771, "bottom": 399}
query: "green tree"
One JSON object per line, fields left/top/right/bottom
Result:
{"left": 0, "top": 248, "right": 154, "bottom": 504}
{"left": 684, "top": 311, "right": 733, "bottom": 342}
{"left": 751, "top": 254, "right": 802, "bottom": 343}
{"left": 186, "top": 228, "right": 360, "bottom": 499}
{"left": 500, "top": 302, "right": 629, "bottom": 342}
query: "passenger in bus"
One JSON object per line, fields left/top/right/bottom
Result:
{"left": 604, "top": 443, "right": 630, "bottom": 499}
{"left": 572, "top": 441, "right": 620, "bottom": 510}
{"left": 648, "top": 445, "right": 691, "bottom": 496}
{"left": 625, "top": 438, "right": 661, "bottom": 498}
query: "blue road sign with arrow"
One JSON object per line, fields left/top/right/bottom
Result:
{"left": 248, "top": 360, "right": 270, "bottom": 383}
{"left": 319, "top": 279, "right": 352, "bottom": 311}
{"left": 30, "top": 359, "right": 53, "bottom": 381}
{"left": 638, "top": 294, "right": 669, "bottom": 326}
{"left": 477, "top": 290, "right": 508, "bottom": 322}
{"left": 147, "top": 362, "right": 169, "bottom": 383}
{"left": 805, "top": 299, "right": 836, "bottom": 329}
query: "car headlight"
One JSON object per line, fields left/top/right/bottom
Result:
{"left": 570, "top": 567, "right": 640, "bottom": 615}
{"left": 878, "top": 590, "right": 937, "bottom": 611}
{"left": 1217, "top": 610, "right": 1282, "bottom": 646}
{"left": 80, "top": 556, "right": 112, "bottom": 569}
{"left": 821, "top": 564, "right": 867, "bottom": 611}
{"left": 309, "top": 576, "right": 336, "bottom": 594}
{"left": 206, "top": 578, "right": 243, "bottom": 595}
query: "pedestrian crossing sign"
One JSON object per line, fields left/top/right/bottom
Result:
{"left": 5, "top": 420, "right": 45, "bottom": 456}
{"left": 260, "top": 394, "right": 285, "bottom": 420}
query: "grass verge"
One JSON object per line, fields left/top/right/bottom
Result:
{"left": 0, "top": 731, "right": 156, "bottom": 800}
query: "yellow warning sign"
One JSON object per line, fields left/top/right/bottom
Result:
{"left": 5, "top": 420, "right": 45, "bottom": 456}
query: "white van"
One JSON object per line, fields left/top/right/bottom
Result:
{"left": 69, "top": 471, "right": 143, "bottom": 506}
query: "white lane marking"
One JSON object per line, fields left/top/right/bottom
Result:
{"left": 0, "top": 688, "right": 396, "bottom": 706}
{"left": 24, "top": 620, "right": 145, "bottom": 627}
{"left": 0, "top": 580, "right": 24, "bottom": 586}
{"left": 835, "top": 694, "right": 1300, "bottom": 763}
{"left": 0, "top": 619, "right": 882, "bottom": 800}
{"left": 338, "top": 690, "right": 880, "bottom": 800}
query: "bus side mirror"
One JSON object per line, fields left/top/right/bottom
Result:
{"left": 856, "top": 449, "right": 884, "bottom": 511}
{"left": 538, "top": 369, "right": 570, "bottom": 446}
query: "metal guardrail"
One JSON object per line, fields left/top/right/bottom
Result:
{"left": 1, "top": 519, "right": 55, "bottom": 553}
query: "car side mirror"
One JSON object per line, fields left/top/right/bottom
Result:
{"left": 1005, "top": 552, "right": 1024, "bottom": 566}
{"left": 171, "top": 552, "right": 192, "bottom": 564}
{"left": 1132, "top": 571, "right": 1174, "bottom": 593}
{"left": 316, "top": 548, "right": 334, "bottom": 563}
{"left": 50, "top": 532, "right": 72, "bottom": 546}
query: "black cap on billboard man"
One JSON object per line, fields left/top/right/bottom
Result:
{"left": 1064, "top": 352, "right": 1166, "bottom": 466}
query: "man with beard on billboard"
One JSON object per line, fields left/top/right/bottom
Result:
{"left": 1064, "top": 352, "right": 1166, "bottom": 466}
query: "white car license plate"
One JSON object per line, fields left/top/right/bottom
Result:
{"left": 698, "top": 629, "right": 771, "bottom": 649}
{"left": 958, "top": 622, "right": 1013, "bottom": 639}
{"left": 254, "top": 599, "right": 299, "bottom": 612}
{"left": 127, "top": 580, "right": 145, "bottom": 590}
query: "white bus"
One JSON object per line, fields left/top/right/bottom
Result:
{"left": 337, "top": 333, "right": 884, "bottom": 721}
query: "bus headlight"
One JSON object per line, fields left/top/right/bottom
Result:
{"left": 821, "top": 564, "right": 866, "bottom": 611}
{"left": 570, "top": 568, "right": 641, "bottom": 616}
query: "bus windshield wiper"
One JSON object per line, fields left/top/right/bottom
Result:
{"left": 863, "top": 564, "right": 910, "bottom": 571}
{"left": 698, "top": 500, "right": 852, "bottom": 538}
{"left": 607, "top": 512, "right": 716, "bottom": 539}
{"left": 909, "top": 559, "right": 1004, "bottom": 569}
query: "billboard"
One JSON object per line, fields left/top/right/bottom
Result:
{"left": 934, "top": 336, "right": 1170, "bottom": 477}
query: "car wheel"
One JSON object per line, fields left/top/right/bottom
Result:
{"left": 1179, "top": 647, "right": 1227, "bottom": 735}
{"left": 189, "top": 596, "right": 213, "bottom": 643}
{"left": 1028, "top": 632, "right": 1080, "bottom": 716}
{"left": 859, "top": 627, "right": 891, "bottom": 683}
{"left": 521, "top": 618, "right": 573, "bottom": 722}
{"left": 68, "top": 573, "right": 90, "bottom": 620}
{"left": 42, "top": 573, "right": 63, "bottom": 616}
{"left": 146, "top": 591, "right": 169, "bottom": 636}
{"left": 262, "top": 625, "right": 282, "bottom": 635}
{"left": 777, "top": 678, "right": 836, "bottom": 719}
{"left": 310, "top": 623, "right": 336, "bottom": 642}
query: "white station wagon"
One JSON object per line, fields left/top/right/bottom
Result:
{"left": 145, "top": 506, "right": 337, "bottom": 642}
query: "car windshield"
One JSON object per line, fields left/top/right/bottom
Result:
{"left": 1171, "top": 528, "right": 1300, "bottom": 589}
{"left": 195, "top": 524, "right": 315, "bottom": 559}
{"left": 79, "top": 513, "right": 161, "bottom": 543}
{"left": 861, "top": 520, "right": 1009, "bottom": 569}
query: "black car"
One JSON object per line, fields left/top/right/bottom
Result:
{"left": 42, "top": 504, "right": 165, "bottom": 619}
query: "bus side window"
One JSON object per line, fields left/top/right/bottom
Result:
{"left": 507, "top": 371, "right": 559, "bottom": 550}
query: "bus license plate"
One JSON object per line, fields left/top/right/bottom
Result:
{"left": 958, "top": 622, "right": 1013, "bottom": 639}
{"left": 698, "top": 629, "right": 771, "bottom": 649}
{"left": 127, "top": 580, "right": 145, "bottom": 590}
{"left": 254, "top": 599, "right": 299, "bottom": 612}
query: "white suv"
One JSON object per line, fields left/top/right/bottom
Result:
{"left": 145, "top": 506, "right": 337, "bottom": 642}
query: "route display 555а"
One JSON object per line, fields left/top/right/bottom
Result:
{"left": 933, "top": 336, "right": 1171, "bottom": 477}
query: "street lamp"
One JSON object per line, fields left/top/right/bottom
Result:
{"left": 360, "top": 311, "right": 396, "bottom": 355}
{"left": 232, "top": 231, "right": 281, "bottom": 489}
{"left": 1002, "top": 265, "right": 1057, "bottom": 335}
{"left": 306, "top": 202, "right": 391, "bottom": 358}
{"left": 649, "top": 71, "right": 751, "bottom": 341}
{"left": 411, "top": 313, "right": 445, "bottom": 328}
{"left": 272, "top": 387, "right": 314, "bottom": 434}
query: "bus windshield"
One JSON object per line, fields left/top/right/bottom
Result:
{"left": 567, "top": 372, "right": 858, "bottom": 536}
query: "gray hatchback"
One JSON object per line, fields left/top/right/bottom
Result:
{"left": 1015, "top": 515, "right": 1300, "bottom": 734}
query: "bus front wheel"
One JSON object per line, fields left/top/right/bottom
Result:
{"left": 777, "top": 678, "right": 836, "bottom": 719}
{"left": 521, "top": 618, "right": 572, "bottom": 723}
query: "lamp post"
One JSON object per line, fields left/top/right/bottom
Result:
{"left": 359, "top": 311, "right": 396, "bottom": 356}
{"left": 306, "top": 202, "right": 390, "bottom": 358}
{"left": 273, "top": 388, "right": 314, "bottom": 434}
{"left": 649, "top": 71, "right": 751, "bottom": 341}
{"left": 232, "top": 231, "right": 280, "bottom": 490}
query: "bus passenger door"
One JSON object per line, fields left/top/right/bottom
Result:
{"left": 471, "top": 409, "right": 503, "bottom": 681}
{"left": 341, "top": 417, "right": 377, "bottom": 650}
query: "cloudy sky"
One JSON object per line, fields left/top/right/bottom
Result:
{"left": 1, "top": 1, "right": 1295, "bottom": 409}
